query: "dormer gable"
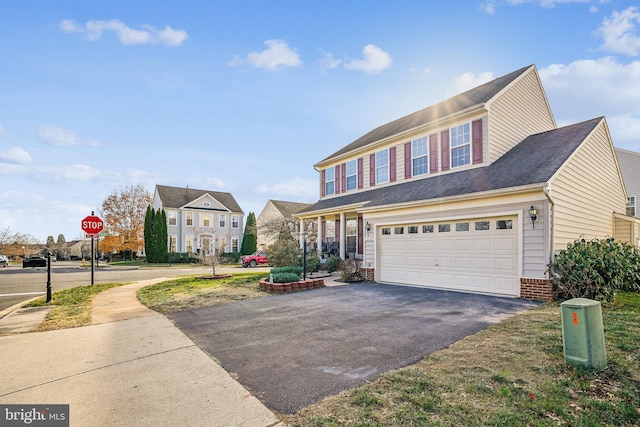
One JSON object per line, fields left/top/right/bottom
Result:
{"left": 183, "top": 193, "right": 229, "bottom": 212}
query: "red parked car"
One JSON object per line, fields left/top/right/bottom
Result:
{"left": 240, "top": 251, "right": 269, "bottom": 268}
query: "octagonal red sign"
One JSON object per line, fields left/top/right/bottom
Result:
{"left": 81, "top": 215, "right": 104, "bottom": 235}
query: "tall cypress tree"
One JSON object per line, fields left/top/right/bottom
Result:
{"left": 241, "top": 212, "right": 257, "bottom": 255}
{"left": 144, "top": 205, "right": 155, "bottom": 262}
{"left": 157, "top": 209, "right": 168, "bottom": 262}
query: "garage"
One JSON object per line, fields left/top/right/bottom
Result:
{"left": 378, "top": 216, "right": 520, "bottom": 296}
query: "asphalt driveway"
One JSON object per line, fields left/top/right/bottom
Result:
{"left": 169, "top": 283, "right": 539, "bottom": 414}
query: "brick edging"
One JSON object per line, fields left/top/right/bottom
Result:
{"left": 259, "top": 278, "right": 325, "bottom": 294}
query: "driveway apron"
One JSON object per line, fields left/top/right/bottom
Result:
{"left": 169, "top": 283, "right": 539, "bottom": 414}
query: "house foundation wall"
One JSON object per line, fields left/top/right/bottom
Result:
{"left": 520, "top": 277, "right": 553, "bottom": 302}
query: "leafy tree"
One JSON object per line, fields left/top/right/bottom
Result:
{"left": 46, "top": 236, "right": 55, "bottom": 248}
{"left": 241, "top": 212, "right": 257, "bottom": 255}
{"left": 56, "top": 234, "right": 66, "bottom": 245}
{"left": 100, "top": 185, "right": 151, "bottom": 261}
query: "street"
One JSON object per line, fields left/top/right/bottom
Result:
{"left": 0, "top": 261, "right": 217, "bottom": 312}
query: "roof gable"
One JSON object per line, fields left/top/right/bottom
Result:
{"left": 298, "top": 117, "right": 602, "bottom": 214}
{"left": 155, "top": 185, "right": 243, "bottom": 213}
{"left": 318, "top": 65, "right": 534, "bottom": 164}
{"left": 270, "top": 200, "right": 311, "bottom": 218}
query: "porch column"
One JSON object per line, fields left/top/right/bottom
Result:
{"left": 317, "top": 215, "right": 323, "bottom": 254}
{"left": 339, "top": 212, "right": 346, "bottom": 259}
{"left": 299, "top": 218, "right": 305, "bottom": 248}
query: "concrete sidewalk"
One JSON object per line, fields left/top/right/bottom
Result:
{"left": 0, "top": 278, "right": 282, "bottom": 427}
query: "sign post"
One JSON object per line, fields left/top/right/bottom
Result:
{"left": 81, "top": 212, "right": 104, "bottom": 286}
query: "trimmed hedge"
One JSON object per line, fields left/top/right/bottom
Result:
{"left": 271, "top": 272, "right": 302, "bottom": 283}
{"left": 271, "top": 266, "right": 303, "bottom": 276}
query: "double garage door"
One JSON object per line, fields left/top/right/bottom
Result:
{"left": 378, "top": 216, "right": 519, "bottom": 296}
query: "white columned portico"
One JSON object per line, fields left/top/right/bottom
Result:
{"left": 298, "top": 218, "right": 305, "bottom": 248}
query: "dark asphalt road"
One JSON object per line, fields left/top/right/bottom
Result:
{"left": 169, "top": 283, "right": 540, "bottom": 414}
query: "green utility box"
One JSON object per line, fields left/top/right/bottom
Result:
{"left": 560, "top": 298, "right": 607, "bottom": 370}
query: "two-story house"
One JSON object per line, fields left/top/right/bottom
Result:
{"left": 296, "top": 64, "right": 636, "bottom": 300}
{"left": 152, "top": 185, "right": 244, "bottom": 255}
{"left": 256, "top": 200, "right": 315, "bottom": 251}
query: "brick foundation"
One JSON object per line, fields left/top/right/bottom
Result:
{"left": 259, "top": 278, "right": 325, "bottom": 294}
{"left": 520, "top": 278, "right": 553, "bottom": 302}
{"left": 360, "top": 267, "right": 375, "bottom": 282}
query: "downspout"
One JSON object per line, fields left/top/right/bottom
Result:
{"left": 544, "top": 185, "right": 555, "bottom": 270}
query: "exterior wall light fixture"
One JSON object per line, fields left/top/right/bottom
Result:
{"left": 529, "top": 206, "right": 538, "bottom": 228}
{"left": 366, "top": 222, "right": 371, "bottom": 232}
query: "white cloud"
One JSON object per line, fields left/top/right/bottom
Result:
{"left": 0, "top": 147, "right": 32, "bottom": 165}
{"left": 242, "top": 39, "right": 302, "bottom": 70}
{"left": 596, "top": 7, "right": 640, "bottom": 56}
{"left": 449, "top": 71, "right": 494, "bottom": 96}
{"left": 318, "top": 51, "right": 342, "bottom": 70}
{"left": 0, "top": 124, "right": 11, "bottom": 138}
{"left": 345, "top": 44, "right": 392, "bottom": 74}
{"left": 59, "top": 19, "right": 188, "bottom": 47}
{"left": 38, "top": 125, "right": 102, "bottom": 147}
{"left": 482, "top": 0, "right": 609, "bottom": 13}
{"left": 539, "top": 57, "right": 640, "bottom": 148}
{"left": 257, "top": 176, "right": 317, "bottom": 200}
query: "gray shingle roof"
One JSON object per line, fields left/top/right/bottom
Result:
{"left": 269, "top": 200, "right": 311, "bottom": 218}
{"left": 298, "top": 117, "right": 603, "bottom": 215}
{"left": 319, "top": 65, "right": 533, "bottom": 164}
{"left": 155, "top": 185, "right": 243, "bottom": 213}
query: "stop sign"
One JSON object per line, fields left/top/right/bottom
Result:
{"left": 81, "top": 215, "right": 104, "bottom": 236}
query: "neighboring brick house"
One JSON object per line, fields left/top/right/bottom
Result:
{"left": 152, "top": 185, "right": 244, "bottom": 255}
{"left": 256, "top": 200, "right": 314, "bottom": 251}
{"left": 296, "top": 64, "right": 634, "bottom": 300}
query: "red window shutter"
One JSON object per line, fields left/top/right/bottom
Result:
{"left": 357, "top": 158, "right": 363, "bottom": 189}
{"left": 404, "top": 142, "right": 412, "bottom": 179}
{"left": 370, "top": 153, "right": 375, "bottom": 186}
{"left": 357, "top": 217, "right": 363, "bottom": 254}
{"left": 429, "top": 133, "right": 438, "bottom": 173}
{"left": 390, "top": 147, "right": 396, "bottom": 182}
{"left": 341, "top": 163, "right": 347, "bottom": 192}
{"left": 335, "top": 165, "right": 341, "bottom": 194}
{"left": 335, "top": 217, "right": 340, "bottom": 241}
{"left": 321, "top": 220, "right": 326, "bottom": 241}
{"left": 441, "top": 130, "right": 450, "bottom": 171}
{"left": 321, "top": 169, "right": 326, "bottom": 197}
{"left": 472, "top": 119, "right": 483, "bottom": 164}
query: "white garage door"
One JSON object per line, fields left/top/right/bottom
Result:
{"left": 378, "top": 217, "right": 519, "bottom": 296}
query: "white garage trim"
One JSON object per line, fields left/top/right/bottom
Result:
{"left": 373, "top": 210, "right": 523, "bottom": 297}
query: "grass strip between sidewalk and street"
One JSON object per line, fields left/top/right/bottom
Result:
{"left": 22, "top": 282, "right": 126, "bottom": 331}
{"left": 280, "top": 292, "right": 640, "bottom": 427}
{"left": 137, "top": 272, "right": 269, "bottom": 314}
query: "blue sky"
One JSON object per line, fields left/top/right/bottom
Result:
{"left": 1, "top": 0, "right": 639, "bottom": 242}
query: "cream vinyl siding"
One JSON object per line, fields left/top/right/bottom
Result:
{"left": 487, "top": 67, "right": 556, "bottom": 163}
{"left": 550, "top": 120, "right": 627, "bottom": 250}
{"left": 615, "top": 148, "right": 640, "bottom": 218}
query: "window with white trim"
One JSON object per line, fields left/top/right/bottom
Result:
{"left": 325, "top": 168, "right": 335, "bottom": 195}
{"left": 346, "top": 160, "right": 357, "bottom": 191}
{"left": 185, "top": 212, "right": 193, "bottom": 227}
{"left": 412, "top": 136, "right": 429, "bottom": 176}
{"left": 450, "top": 123, "right": 471, "bottom": 168}
{"left": 325, "top": 220, "right": 335, "bottom": 243}
{"left": 346, "top": 218, "right": 357, "bottom": 256}
{"left": 201, "top": 213, "right": 212, "bottom": 227}
{"left": 232, "top": 215, "right": 239, "bottom": 228}
{"left": 376, "top": 149, "right": 389, "bottom": 184}
{"left": 169, "top": 236, "right": 176, "bottom": 252}
{"left": 186, "top": 237, "right": 193, "bottom": 253}
{"left": 627, "top": 196, "right": 636, "bottom": 217}
{"left": 219, "top": 214, "right": 226, "bottom": 228}
{"left": 232, "top": 238, "right": 239, "bottom": 253}
{"left": 168, "top": 211, "right": 177, "bottom": 226}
